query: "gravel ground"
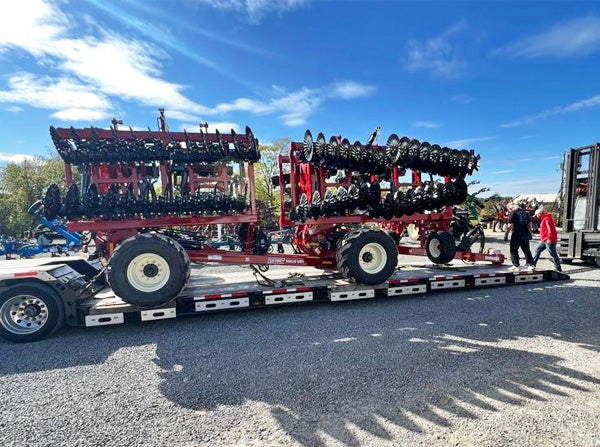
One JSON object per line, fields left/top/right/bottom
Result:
{"left": 1, "top": 231, "right": 599, "bottom": 447}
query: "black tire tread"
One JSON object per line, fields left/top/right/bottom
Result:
{"left": 107, "top": 233, "right": 190, "bottom": 307}
{"left": 336, "top": 229, "right": 398, "bottom": 285}
{"left": 425, "top": 231, "right": 457, "bottom": 264}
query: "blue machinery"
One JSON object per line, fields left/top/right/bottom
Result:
{"left": 0, "top": 213, "right": 83, "bottom": 260}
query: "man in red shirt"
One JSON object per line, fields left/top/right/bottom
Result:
{"left": 533, "top": 207, "right": 562, "bottom": 272}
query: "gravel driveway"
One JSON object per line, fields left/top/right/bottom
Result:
{"left": 1, "top": 231, "right": 599, "bottom": 447}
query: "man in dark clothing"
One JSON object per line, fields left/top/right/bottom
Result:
{"left": 507, "top": 202, "right": 534, "bottom": 270}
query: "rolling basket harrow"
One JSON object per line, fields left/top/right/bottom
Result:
{"left": 39, "top": 116, "right": 503, "bottom": 308}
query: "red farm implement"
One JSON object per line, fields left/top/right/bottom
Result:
{"left": 41, "top": 117, "right": 503, "bottom": 308}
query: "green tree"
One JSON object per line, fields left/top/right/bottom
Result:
{"left": 0, "top": 155, "right": 67, "bottom": 236}
{"left": 253, "top": 138, "right": 290, "bottom": 228}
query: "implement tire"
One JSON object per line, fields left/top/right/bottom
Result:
{"left": 107, "top": 233, "right": 190, "bottom": 307}
{"left": 425, "top": 231, "right": 456, "bottom": 264}
{"left": 336, "top": 229, "right": 398, "bottom": 285}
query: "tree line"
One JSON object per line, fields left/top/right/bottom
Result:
{"left": 0, "top": 155, "right": 66, "bottom": 236}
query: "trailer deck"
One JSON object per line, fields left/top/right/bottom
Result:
{"left": 0, "top": 256, "right": 569, "bottom": 338}
{"left": 74, "top": 261, "right": 568, "bottom": 328}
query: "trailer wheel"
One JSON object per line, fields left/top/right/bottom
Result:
{"left": 425, "top": 231, "right": 456, "bottom": 264}
{"left": 0, "top": 283, "right": 64, "bottom": 343}
{"left": 336, "top": 229, "right": 398, "bottom": 285}
{"left": 107, "top": 233, "right": 190, "bottom": 307}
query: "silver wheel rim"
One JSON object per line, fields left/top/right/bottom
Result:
{"left": 358, "top": 243, "right": 387, "bottom": 274}
{"left": 429, "top": 238, "right": 441, "bottom": 258}
{"left": 126, "top": 253, "right": 170, "bottom": 293}
{"left": 0, "top": 295, "right": 49, "bottom": 335}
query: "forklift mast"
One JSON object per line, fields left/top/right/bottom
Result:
{"left": 559, "top": 143, "right": 600, "bottom": 265}
{"left": 562, "top": 144, "right": 600, "bottom": 232}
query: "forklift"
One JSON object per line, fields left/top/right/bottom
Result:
{"left": 559, "top": 143, "right": 600, "bottom": 266}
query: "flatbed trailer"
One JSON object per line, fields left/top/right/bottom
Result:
{"left": 0, "top": 256, "right": 568, "bottom": 342}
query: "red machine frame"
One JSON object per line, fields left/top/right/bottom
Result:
{"left": 273, "top": 141, "right": 502, "bottom": 265}
{"left": 61, "top": 132, "right": 503, "bottom": 267}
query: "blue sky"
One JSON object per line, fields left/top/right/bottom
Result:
{"left": 1, "top": 0, "right": 599, "bottom": 196}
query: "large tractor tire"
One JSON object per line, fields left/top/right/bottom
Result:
{"left": 385, "top": 231, "right": 400, "bottom": 245}
{"left": 336, "top": 229, "right": 398, "bottom": 285}
{"left": 107, "top": 233, "right": 190, "bottom": 307}
{"left": 0, "top": 283, "right": 64, "bottom": 343}
{"left": 425, "top": 231, "right": 457, "bottom": 264}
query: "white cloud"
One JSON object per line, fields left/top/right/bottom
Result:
{"left": 4, "top": 105, "right": 23, "bottom": 112}
{"left": 166, "top": 111, "right": 203, "bottom": 122}
{"left": 329, "top": 81, "right": 375, "bottom": 99}
{"left": 489, "top": 169, "right": 514, "bottom": 175}
{"left": 50, "top": 108, "right": 112, "bottom": 121}
{"left": 403, "top": 19, "right": 467, "bottom": 78}
{"left": 451, "top": 93, "right": 473, "bottom": 104}
{"left": 0, "top": 1, "right": 371, "bottom": 127}
{"left": 0, "top": 0, "right": 64, "bottom": 56}
{"left": 179, "top": 122, "right": 240, "bottom": 133}
{"left": 494, "top": 16, "right": 600, "bottom": 59}
{"left": 0, "top": 1, "right": 211, "bottom": 120}
{"left": 123, "top": 0, "right": 275, "bottom": 58}
{"left": 86, "top": 0, "right": 252, "bottom": 89}
{"left": 194, "top": 0, "right": 309, "bottom": 23}
{"left": 53, "top": 35, "right": 212, "bottom": 115}
{"left": 0, "top": 73, "right": 112, "bottom": 121}
{"left": 501, "top": 93, "right": 600, "bottom": 128}
{"left": 412, "top": 121, "right": 440, "bottom": 129}
{"left": 209, "top": 80, "right": 375, "bottom": 126}
{"left": 0, "top": 152, "right": 36, "bottom": 163}
{"left": 445, "top": 136, "right": 496, "bottom": 148}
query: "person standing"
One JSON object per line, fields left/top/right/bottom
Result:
{"left": 504, "top": 202, "right": 515, "bottom": 242}
{"left": 507, "top": 202, "right": 535, "bottom": 270}
{"left": 533, "top": 207, "right": 562, "bottom": 272}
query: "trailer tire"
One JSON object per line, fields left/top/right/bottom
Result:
{"left": 0, "top": 283, "right": 64, "bottom": 343}
{"left": 336, "top": 229, "right": 398, "bottom": 285}
{"left": 107, "top": 233, "right": 190, "bottom": 307}
{"left": 425, "top": 231, "right": 456, "bottom": 264}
